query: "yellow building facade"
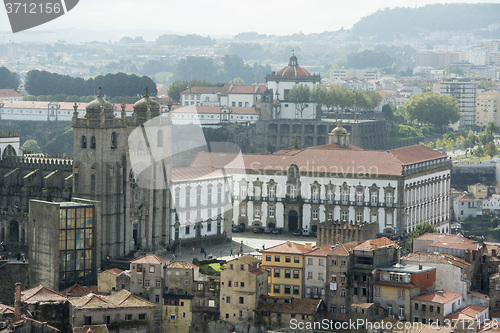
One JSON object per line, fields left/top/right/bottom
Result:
{"left": 261, "top": 242, "right": 314, "bottom": 298}
{"left": 220, "top": 255, "right": 268, "bottom": 324}
{"left": 476, "top": 89, "right": 500, "bottom": 127}
{"left": 162, "top": 296, "right": 192, "bottom": 333}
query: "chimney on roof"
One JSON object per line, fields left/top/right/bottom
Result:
{"left": 419, "top": 264, "right": 422, "bottom": 270}
{"left": 14, "top": 282, "right": 21, "bottom": 322}
{"left": 305, "top": 243, "right": 313, "bottom": 251}
{"left": 436, "top": 290, "right": 444, "bottom": 296}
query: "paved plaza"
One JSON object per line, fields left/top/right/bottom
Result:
{"left": 161, "top": 232, "right": 318, "bottom": 263}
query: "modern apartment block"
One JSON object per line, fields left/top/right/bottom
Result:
{"left": 475, "top": 89, "right": 500, "bottom": 127}
{"left": 438, "top": 78, "right": 477, "bottom": 130}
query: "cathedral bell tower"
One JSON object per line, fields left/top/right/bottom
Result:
{"left": 72, "top": 88, "right": 128, "bottom": 258}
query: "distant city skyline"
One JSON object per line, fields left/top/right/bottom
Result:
{"left": 0, "top": 0, "right": 497, "bottom": 41}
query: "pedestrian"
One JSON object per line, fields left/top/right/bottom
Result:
{"left": 204, "top": 251, "right": 207, "bottom": 258}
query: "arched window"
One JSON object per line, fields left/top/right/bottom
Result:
{"left": 91, "top": 136, "right": 96, "bottom": 149}
{"left": 82, "top": 136, "right": 87, "bottom": 148}
{"left": 157, "top": 130, "right": 163, "bottom": 147}
{"left": 111, "top": 132, "right": 117, "bottom": 149}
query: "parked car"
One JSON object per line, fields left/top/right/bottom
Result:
{"left": 292, "top": 229, "right": 302, "bottom": 236}
{"left": 253, "top": 227, "right": 265, "bottom": 234}
{"left": 232, "top": 225, "right": 241, "bottom": 232}
{"left": 264, "top": 227, "right": 273, "bottom": 234}
{"left": 272, "top": 228, "right": 283, "bottom": 234}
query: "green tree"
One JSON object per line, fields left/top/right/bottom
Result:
{"left": 21, "top": 139, "right": 41, "bottom": 154}
{"left": 403, "top": 222, "right": 437, "bottom": 253}
{"left": 286, "top": 85, "right": 311, "bottom": 120}
{"left": 485, "top": 122, "right": 497, "bottom": 135}
{"left": 477, "top": 79, "right": 497, "bottom": 90}
{"left": 484, "top": 141, "right": 498, "bottom": 158}
{"left": 229, "top": 77, "right": 245, "bottom": 85}
{"left": 22, "top": 95, "right": 37, "bottom": 101}
{"left": 382, "top": 103, "right": 395, "bottom": 121}
{"left": 479, "top": 132, "right": 494, "bottom": 146}
{"left": 0, "top": 66, "right": 20, "bottom": 90}
{"left": 475, "top": 146, "right": 484, "bottom": 157}
{"left": 404, "top": 91, "right": 460, "bottom": 128}
{"left": 167, "top": 80, "right": 188, "bottom": 102}
{"left": 291, "top": 134, "right": 300, "bottom": 149}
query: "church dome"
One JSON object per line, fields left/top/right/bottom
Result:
{"left": 331, "top": 121, "right": 348, "bottom": 135}
{"left": 133, "top": 87, "right": 160, "bottom": 119}
{"left": 275, "top": 54, "right": 313, "bottom": 78}
{"left": 85, "top": 87, "right": 114, "bottom": 118}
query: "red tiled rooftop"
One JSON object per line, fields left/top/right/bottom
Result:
{"left": 401, "top": 251, "right": 471, "bottom": 269}
{"left": 0, "top": 89, "right": 22, "bottom": 97}
{"left": 131, "top": 254, "right": 169, "bottom": 265}
{"left": 389, "top": 144, "right": 447, "bottom": 165}
{"left": 415, "top": 233, "right": 475, "bottom": 244}
{"left": 412, "top": 290, "right": 462, "bottom": 304}
{"left": 105, "top": 268, "right": 124, "bottom": 275}
{"left": 21, "top": 285, "right": 67, "bottom": 303}
{"left": 257, "top": 298, "right": 322, "bottom": 314}
{"left": 429, "top": 242, "right": 481, "bottom": 251}
{"left": 166, "top": 261, "right": 198, "bottom": 269}
{"left": 445, "top": 304, "right": 487, "bottom": 321}
{"left": 261, "top": 241, "right": 313, "bottom": 255}
{"left": 354, "top": 237, "right": 398, "bottom": 251}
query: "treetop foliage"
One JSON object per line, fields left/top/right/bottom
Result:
{"left": 0, "top": 66, "right": 20, "bottom": 90}
{"left": 25, "top": 70, "right": 157, "bottom": 98}
{"left": 404, "top": 91, "right": 460, "bottom": 128}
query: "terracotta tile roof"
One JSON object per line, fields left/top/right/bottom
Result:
{"left": 21, "top": 285, "right": 67, "bottom": 304}
{"left": 260, "top": 241, "right": 312, "bottom": 255}
{"left": 73, "top": 324, "right": 109, "bottom": 333}
{"left": 71, "top": 290, "right": 154, "bottom": 309}
{"left": 105, "top": 268, "right": 123, "bottom": 275}
{"left": 231, "top": 255, "right": 260, "bottom": 265}
{"left": 0, "top": 100, "right": 134, "bottom": 112}
{"left": 305, "top": 244, "right": 333, "bottom": 257}
{"left": 468, "top": 291, "right": 490, "bottom": 300}
{"left": 130, "top": 254, "right": 169, "bottom": 265}
{"left": 389, "top": 145, "right": 447, "bottom": 165}
{"left": 166, "top": 261, "right": 198, "bottom": 270}
{"left": 373, "top": 280, "right": 417, "bottom": 288}
{"left": 0, "top": 304, "right": 14, "bottom": 314}
{"left": 456, "top": 193, "right": 479, "bottom": 202}
{"left": 491, "top": 310, "right": 500, "bottom": 318}
{"left": 392, "top": 324, "right": 454, "bottom": 333}
{"left": 354, "top": 237, "right": 398, "bottom": 251}
{"left": 172, "top": 166, "right": 226, "bottom": 183}
{"left": 328, "top": 242, "right": 358, "bottom": 256}
{"left": 309, "top": 143, "right": 364, "bottom": 151}
{"left": 0, "top": 89, "right": 22, "bottom": 97}
{"left": 181, "top": 87, "right": 224, "bottom": 94}
{"left": 412, "top": 290, "right": 462, "bottom": 304}
{"left": 429, "top": 241, "right": 481, "bottom": 251}
{"left": 172, "top": 105, "right": 259, "bottom": 115}
{"left": 351, "top": 303, "right": 374, "bottom": 309}
{"left": 228, "top": 84, "right": 266, "bottom": 94}
{"left": 484, "top": 242, "right": 500, "bottom": 256}
{"left": 62, "top": 284, "right": 98, "bottom": 297}
{"left": 250, "top": 268, "right": 267, "bottom": 276}
{"left": 415, "top": 233, "right": 475, "bottom": 244}
{"left": 257, "top": 298, "right": 322, "bottom": 315}
{"left": 445, "top": 304, "right": 487, "bottom": 321}
{"left": 401, "top": 251, "right": 471, "bottom": 269}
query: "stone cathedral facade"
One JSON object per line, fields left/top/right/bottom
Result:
{"left": 72, "top": 88, "right": 173, "bottom": 258}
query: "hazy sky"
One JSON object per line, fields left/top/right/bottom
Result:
{"left": 0, "top": 0, "right": 498, "bottom": 39}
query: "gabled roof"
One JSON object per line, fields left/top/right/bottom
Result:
{"left": 260, "top": 241, "right": 311, "bottom": 255}
{"left": 305, "top": 244, "right": 334, "bottom": 257}
{"left": 412, "top": 290, "right": 462, "bottom": 304}
{"left": 130, "top": 254, "right": 169, "bottom": 265}
{"left": 0, "top": 89, "right": 22, "bottom": 97}
{"left": 71, "top": 290, "right": 154, "bottom": 309}
{"left": 401, "top": 251, "right": 471, "bottom": 269}
{"left": 166, "top": 261, "right": 198, "bottom": 270}
{"left": 414, "top": 233, "right": 475, "bottom": 244}
{"left": 328, "top": 241, "right": 358, "bottom": 256}
{"left": 456, "top": 193, "right": 479, "bottom": 202}
{"left": 429, "top": 241, "right": 481, "bottom": 252}
{"left": 354, "top": 237, "right": 398, "bottom": 251}
{"left": 0, "top": 304, "right": 14, "bottom": 314}
{"left": 226, "top": 84, "right": 266, "bottom": 95}
{"left": 445, "top": 304, "right": 487, "bottom": 321}
{"left": 21, "top": 285, "right": 67, "bottom": 303}
{"left": 104, "top": 268, "right": 123, "bottom": 275}
{"left": 257, "top": 298, "right": 323, "bottom": 315}
{"left": 389, "top": 145, "right": 447, "bottom": 165}
{"left": 172, "top": 166, "right": 226, "bottom": 183}
{"left": 62, "top": 284, "right": 98, "bottom": 298}
{"left": 227, "top": 254, "right": 260, "bottom": 265}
